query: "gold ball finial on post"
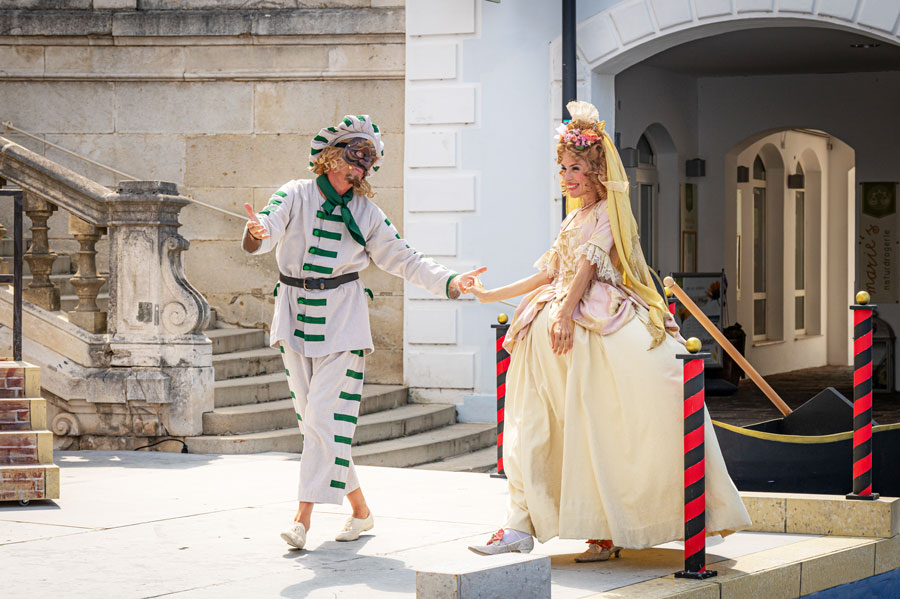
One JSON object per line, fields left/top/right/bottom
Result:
{"left": 855, "top": 290, "right": 871, "bottom": 306}
{"left": 663, "top": 276, "right": 675, "bottom": 289}
{"left": 685, "top": 337, "right": 702, "bottom": 354}
{"left": 497, "top": 313, "right": 509, "bottom": 325}
{"left": 665, "top": 287, "right": 674, "bottom": 299}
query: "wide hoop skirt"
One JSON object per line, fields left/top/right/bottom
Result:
{"left": 503, "top": 303, "right": 751, "bottom": 548}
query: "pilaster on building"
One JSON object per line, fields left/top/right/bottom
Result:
{"left": 405, "top": 0, "right": 482, "bottom": 401}
{"left": 0, "top": 362, "right": 59, "bottom": 504}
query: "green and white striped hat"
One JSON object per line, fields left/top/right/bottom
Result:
{"left": 309, "top": 114, "right": 385, "bottom": 176}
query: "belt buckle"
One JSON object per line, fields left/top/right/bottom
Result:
{"left": 303, "top": 278, "right": 325, "bottom": 291}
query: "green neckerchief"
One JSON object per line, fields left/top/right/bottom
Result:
{"left": 316, "top": 174, "right": 366, "bottom": 247}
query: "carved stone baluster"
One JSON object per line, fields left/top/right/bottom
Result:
{"left": 67, "top": 214, "right": 107, "bottom": 333}
{"left": 23, "top": 192, "right": 60, "bottom": 311}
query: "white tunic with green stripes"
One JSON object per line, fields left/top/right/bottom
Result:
{"left": 245, "top": 177, "right": 457, "bottom": 357}
{"left": 244, "top": 177, "right": 457, "bottom": 503}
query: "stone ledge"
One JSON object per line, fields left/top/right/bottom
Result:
{"left": 416, "top": 553, "right": 550, "bottom": 599}
{"left": 0, "top": 8, "right": 404, "bottom": 37}
{"left": 741, "top": 491, "right": 900, "bottom": 538}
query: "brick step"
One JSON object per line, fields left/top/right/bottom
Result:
{"left": 211, "top": 346, "right": 283, "bottom": 380}
{"left": 191, "top": 403, "right": 457, "bottom": 453}
{"left": 352, "top": 423, "right": 496, "bottom": 468}
{"left": 414, "top": 445, "right": 499, "bottom": 473}
{"left": 60, "top": 294, "right": 109, "bottom": 313}
{"left": 0, "top": 430, "right": 53, "bottom": 465}
{"left": 0, "top": 463, "right": 59, "bottom": 502}
{"left": 206, "top": 328, "right": 267, "bottom": 356}
{"left": 0, "top": 398, "right": 46, "bottom": 430}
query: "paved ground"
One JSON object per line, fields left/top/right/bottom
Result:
{"left": 0, "top": 451, "right": 822, "bottom": 598}
{"left": 708, "top": 365, "right": 900, "bottom": 427}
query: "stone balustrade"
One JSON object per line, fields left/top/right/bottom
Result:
{"left": 0, "top": 135, "right": 213, "bottom": 449}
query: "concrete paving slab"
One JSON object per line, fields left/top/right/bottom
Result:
{"left": 0, "top": 451, "right": 882, "bottom": 599}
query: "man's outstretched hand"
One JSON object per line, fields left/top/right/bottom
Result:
{"left": 244, "top": 203, "right": 270, "bottom": 240}
{"left": 449, "top": 266, "right": 487, "bottom": 299}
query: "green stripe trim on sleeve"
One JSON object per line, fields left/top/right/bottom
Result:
{"left": 297, "top": 314, "right": 326, "bottom": 324}
{"left": 298, "top": 297, "right": 327, "bottom": 306}
{"left": 291, "top": 391, "right": 296, "bottom": 398}
{"left": 345, "top": 369, "right": 363, "bottom": 380}
{"left": 280, "top": 345, "right": 285, "bottom": 353}
{"left": 334, "top": 435, "right": 353, "bottom": 445}
{"left": 309, "top": 247, "right": 338, "bottom": 258}
{"left": 350, "top": 350, "right": 364, "bottom": 357}
{"left": 274, "top": 190, "right": 287, "bottom": 198}
{"left": 303, "top": 263, "right": 334, "bottom": 275}
{"left": 339, "top": 391, "right": 361, "bottom": 402}
{"left": 445, "top": 273, "right": 459, "bottom": 299}
{"left": 334, "top": 413, "right": 358, "bottom": 424}
{"left": 267, "top": 199, "right": 282, "bottom": 206}
{"left": 296, "top": 413, "right": 302, "bottom": 421}
{"left": 313, "top": 229, "right": 342, "bottom": 241}
{"left": 258, "top": 210, "right": 271, "bottom": 216}
{"left": 384, "top": 218, "right": 392, "bottom": 226}
{"left": 335, "top": 457, "right": 350, "bottom": 467}
{"left": 285, "top": 369, "right": 290, "bottom": 376}
{"left": 330, "top": 480, "right": 346, "bottom": 489}
{"left": 316, "top": 210, "right": 344, "bottom": 223}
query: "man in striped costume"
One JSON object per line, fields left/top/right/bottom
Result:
{"left": 242, "top": 115, "right": 484, "bottom": 550}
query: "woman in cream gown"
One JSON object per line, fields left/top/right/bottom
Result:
{"left": 468, "top": 101, "right": 750, "bottom": 561}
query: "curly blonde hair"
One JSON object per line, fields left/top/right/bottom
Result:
{"left": 556, "top": 122, "right": 608, "bottom": 202}
{"left": 311, "top": 145, "right": 375, "bottom": 198}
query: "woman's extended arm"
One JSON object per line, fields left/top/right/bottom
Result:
{"left": 470, "top": 271, "right": 552, "bottom": 304}
{"left": 550, "top": 255, "right": 593, "bottom": 354}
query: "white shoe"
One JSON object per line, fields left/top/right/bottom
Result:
{"left": 468, "top": 529, "right": 534, "bottom": 555}
{"left": 335, "top": 512, "right": 374, "bottom": 541}
{"left": 280, "top": 521, "right": 307, "bottom": 549}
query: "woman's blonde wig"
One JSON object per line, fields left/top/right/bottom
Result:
{"left": 311, "top": 145, "right": 375, "bottom": 198}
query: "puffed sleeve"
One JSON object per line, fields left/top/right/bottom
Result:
{"left": 365, "top": 205, "right": 458, "bottom": 298}
{"left": 534, "top": 247, "right": 561, "bottom": 278}
{"left": 242, "top": 181, "right": 295, "bottom": 255}
{"left": 575, "top": 207, "right": 622, "bottom": 285}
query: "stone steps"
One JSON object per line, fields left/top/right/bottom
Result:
{"left": 415, "top": 445, "right": 498, "bottom": 473}
{"left": 214, "top": 371, "right": 289, "bottom": 408}
{"left": 206, "top": 327, "right": 267, "bottom": 355}
{"left": 191, "top": 402, "right": 458, "bottom": 453}
{"left": 352, "top": 423, "right": 497, "bottom": 468}
{"left": 211, "top": 346, "right": 283, "bottom": 379}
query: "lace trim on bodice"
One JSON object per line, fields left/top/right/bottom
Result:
{"left": 576, "top": 242, "right": 622, "bottom": 286}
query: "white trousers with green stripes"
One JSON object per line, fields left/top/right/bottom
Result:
{"left": 281, "top": 345, "right": 365, "bottom": 505}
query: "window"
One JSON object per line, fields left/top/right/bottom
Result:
{"left": 639, "top": 183, "right": 654, "bottom": 262}
{"left": 753, "top": 154, "right": 766, "bottom": 181}
{"left": 637, "top": 134, "right": 655, "bottom": 166}
{"left": 753, "top": 185, "right": 767, "bottom": 338}
{"left": 794, "top": 164, "right": 805, "bottom": 333}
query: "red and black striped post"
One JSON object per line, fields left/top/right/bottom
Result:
{"left": 847, "top": 291, "right": 879, "bottom": 501}
{"left": 491, "top": 314, "right": 510, "bottom": 479}
{"left": 675, "top": 338, "right": 717, "bottom": 580}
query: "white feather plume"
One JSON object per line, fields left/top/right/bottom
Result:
{"left": 566, "top": 100, "right": 599, "bottom": 124}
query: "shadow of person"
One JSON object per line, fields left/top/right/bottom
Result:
{"left": 279, "top": 535, "right": 415, "bottom": 598}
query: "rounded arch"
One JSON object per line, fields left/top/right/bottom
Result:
{"left": 640, "top": 122, "right": 677, "bottom": 155}
{"left": 570, "top": 3, "right": 900, "bottom": 76}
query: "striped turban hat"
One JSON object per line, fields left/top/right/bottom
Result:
{"left": 309, "top": 114, "right": 385, "bottom": 176}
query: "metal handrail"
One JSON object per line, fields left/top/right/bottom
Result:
{"left": 1, "top": 121, "right": 245, "bottom": 221}
{"left": 0, "top": 188, "right": 24, "bottom": 361}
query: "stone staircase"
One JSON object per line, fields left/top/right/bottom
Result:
{"left": 0, "top": 361, "right": 59, "bottom": 504}
{"left": 185, "top": 323, "right": 498, "bottom": 471}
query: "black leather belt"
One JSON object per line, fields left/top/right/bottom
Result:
{"left": 279, "top": 271, "right": 359, "bottom": 291}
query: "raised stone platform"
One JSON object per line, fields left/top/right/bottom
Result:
{"left": 0, "top": 451, "right": 896, "bottom": 598}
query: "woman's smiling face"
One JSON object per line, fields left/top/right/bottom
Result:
{"left": 559, "top": 153, "right": 594, "bottom": 199}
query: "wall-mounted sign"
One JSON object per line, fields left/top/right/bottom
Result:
{"left": 858, "top": 182, "right": 898, "bottom": 304}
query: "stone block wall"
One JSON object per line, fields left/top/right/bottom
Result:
{"left": 0, "top": 1, "right": 406, "bottom": 383}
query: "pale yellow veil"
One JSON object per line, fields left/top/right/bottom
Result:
{"left": 562, "top": 101, "right": 669, "bottom": 348}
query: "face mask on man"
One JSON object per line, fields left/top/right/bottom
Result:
{"left": 338, "top": 138, "right": 377, "bottom": 173}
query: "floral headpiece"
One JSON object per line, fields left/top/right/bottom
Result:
{"left": 554, "top": 100, "right": 606, "bottom": 150}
